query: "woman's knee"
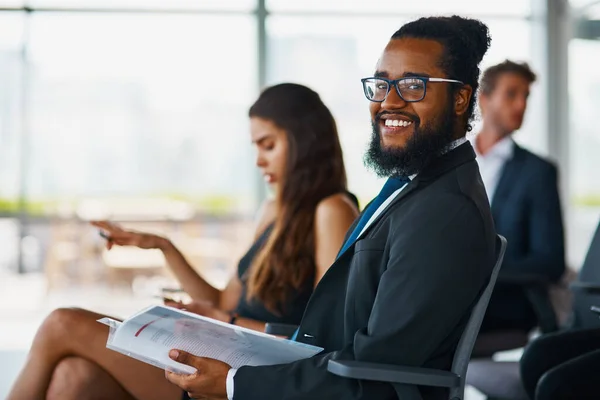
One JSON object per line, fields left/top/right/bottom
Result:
{"left": 46, "top": 357, "right": 99, "bottom": 400}
{"left": 37, "top": 308, "right": 94, "bottom": 341}
{"left": 30, "top": 308, "right": 99, "bottom": 360}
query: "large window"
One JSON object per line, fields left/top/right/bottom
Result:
{"left": 0, "top": 12, "right": 24, "bottom": 274}
{"left": 0, "top": 12, "right": 24, "bottom": 210}
{"left": 27, "top": 0, "right": 255, "bottom": 10}
{"left": 568, "top": 1, "right": 600, "bottom": 266}
{"left": 266, "top": 0, "right": 531, "bottom": 16}
{"left": 23, "top": 13, "right": 257, "bottom": 216}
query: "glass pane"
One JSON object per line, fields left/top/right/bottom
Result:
{"left": 568, "top": 31, "right": 600, "bottom": 266}
{"left": 0, "top": 12, "right": 24, "bottom": 212}
{"left": 267, "top": 0, "right": 530, "bottom": 17}
{"left": 27, "top": 13, "right": 258, "bottom": 216}
{"left": 29, "top": 0, "right": 255, "bottom": 10}
{"left": 570, "top": 0, "right": 596, "bottom": 7}
{"left": 475, "top": 19, "right": 543, "bottom": 154}
{"left": 0, "top": 1, "right": 24, "bottom": 7}
{"left": 267, "top": 16, "right": 534, "bottom": 203}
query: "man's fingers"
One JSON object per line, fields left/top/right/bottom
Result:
{"left": 164, "top": 370, "right": 195, "bottom": 391}
{"left": 169, "top": 350, "right": 215, "bottom": 371}
{"left": 169, "top": 349, "right": 197, "bottom": 368}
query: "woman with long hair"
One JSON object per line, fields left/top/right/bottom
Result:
{"left": 8, "top": 83, "right": 359, "bottom": 400}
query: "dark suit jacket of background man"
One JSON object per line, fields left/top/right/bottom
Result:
{"left": 233, "top": 142, "right": 496, "bottom": 399}
{"left": 483, "top": 143, "right": 565, "bottom": 331}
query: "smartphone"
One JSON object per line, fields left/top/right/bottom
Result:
{"left": 161, "top": 287, "right": 185, "bottom": 294}
{"left": 98, "top": 230, "right": 111, "bottom": 240}
{"left": 154, "top": 295, "right": 178, "bottom": 303}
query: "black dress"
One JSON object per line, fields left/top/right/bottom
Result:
{"left": 181, "top": 192, "right": 358, "bottom": 399}
{"left": 234, "top": 223, "right": 314, "bottom": 325}
{"left": 234, "top": 189, "right": 359, "bottom": 324}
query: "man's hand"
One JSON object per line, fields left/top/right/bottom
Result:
{"left": 165, "top": 350, "right": 231, "bottom": 399}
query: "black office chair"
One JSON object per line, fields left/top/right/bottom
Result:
{"left": 325, "top": 235, "right": 507, "bottom": 400}
{"left": 467, "top": 219, "right": 600, "bottom": 400}
{"left": 465, "top": 274, "right": 559, "bottom": 400}
{"left": 471, "top": 272, "right": 559, "bottom": 358}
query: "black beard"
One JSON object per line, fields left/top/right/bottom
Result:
{"left": 364, "top": 106, "right": 456, "bottom": 178}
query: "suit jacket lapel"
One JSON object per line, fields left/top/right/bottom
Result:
{"left": 491, "top": 144, "right": 523, "bottom": 219}
{"left": 352, "top": 179, "right": 420, "bottom": 241}
{"left": 336, "top": 141, "right": 477, "bottom": 260}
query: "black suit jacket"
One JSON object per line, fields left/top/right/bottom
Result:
{"left": 485, "top": 143, "right": 565, "bottom": 326}
{"left": 233, "top": 142, "right": 496, "bottom": 399}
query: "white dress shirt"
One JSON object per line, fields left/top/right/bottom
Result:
{"left": 472, "top": 135, "right": 514, "bottom": 203}
{"left": 225, "top": 137, "right": 467, "bottom": 399}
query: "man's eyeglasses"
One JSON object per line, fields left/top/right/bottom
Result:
{"left": 361, "top": 76, "right": 464, "bottom": 103}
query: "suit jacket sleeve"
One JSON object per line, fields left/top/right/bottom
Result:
{"left": 502, "top": 164, "right": 565, "bottom": 281}
{"left": 232, "top": 194, "right": 492, "bottom": 400}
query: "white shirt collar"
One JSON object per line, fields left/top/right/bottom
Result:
{"left": 407, "top": 137, "right": 467, "bottom": 181}
{"left": 445, "top": 136, "right": 468, "bottom": 153}
{"left": 474, "top": 135, "right": 514, "bottom": 161}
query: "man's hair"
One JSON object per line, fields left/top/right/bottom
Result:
{"left": 480, "top": 60, "right": 537, "bottom": 95}
{"left": 391, "top": 15, "right": 491, "bottom": 132}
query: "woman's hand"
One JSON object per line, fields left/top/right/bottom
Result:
{"left": 165, "top": 350, "right": 230, "bottom": 400}
{"left": 164, "top": 299, "right": 231, "bottom": 323}
{"left": 91, "top": 221, "right": 166, "bottom": 250}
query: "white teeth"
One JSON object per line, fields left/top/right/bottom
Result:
{"left": 384, "top": 119, "right": 413, "bottom": 127}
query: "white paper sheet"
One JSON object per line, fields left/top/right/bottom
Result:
{"left": 98, "top": 305, "right": 323, "bottom": 374}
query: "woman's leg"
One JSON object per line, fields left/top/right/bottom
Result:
{"left": 8, "top": 308, "right": 182, "bottom": 400}
{"left": 535, "top": 348, "right": 600, "bottom": 400}
{"left": 47, "top": 357, "right": 134, "bottom": 400}
{"left": 520, "top": 327, "right": 600, "bottom": 399}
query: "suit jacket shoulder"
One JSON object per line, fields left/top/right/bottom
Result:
{"left": 514, "top": 145, "right": 558, "bottom": 178}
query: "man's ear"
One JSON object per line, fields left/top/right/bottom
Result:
{"left": 454, "top": 85, "right": 473, "bottom": 116}
{"left": 478, "top": 91, "right": 488, "bottom": 116}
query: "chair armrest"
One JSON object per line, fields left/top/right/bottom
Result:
{"left": 264, "top": 323, "right": 298, "bottom": 338}
{"left": 497, "top": 272, "right": 550, "bottom": 286}
{"left": 327, "top": 360, "right": 460, "bottom": 388}
{"left": 570, "top": 281, "right": 600, "bottom": 294}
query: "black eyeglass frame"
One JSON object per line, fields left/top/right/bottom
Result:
{"left": 361, "top": 76, "right": 464, "bottom": 103}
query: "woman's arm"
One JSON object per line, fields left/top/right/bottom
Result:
{"left": 313, "top": 193, "right": 359, "bottom": 286}
{"left": 164, "top": 195, "right": 357, "bottom": 332}
{"left": 156, "top": 237, "right": 222, "bottom": 303}
{"left": 92, "top": 221, "right": 222, "bottom": 303}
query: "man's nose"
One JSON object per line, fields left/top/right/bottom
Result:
{"left": 381, "top": 85, "right": 408, "bottom": 110}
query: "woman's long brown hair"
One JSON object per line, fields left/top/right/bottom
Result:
{"left": 246, "top": 83, "right": 348, "bottom": 314}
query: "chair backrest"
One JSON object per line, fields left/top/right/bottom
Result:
{"left": 572, "top": 219, "right": 600, "bottom": 329}
{"left": 449, "top": 235, "right": 507, "bottom": 400}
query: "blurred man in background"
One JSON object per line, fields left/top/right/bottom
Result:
{"left": 475, "top": 60, "right": 565, "bottom": 333}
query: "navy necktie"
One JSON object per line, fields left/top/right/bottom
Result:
{"left": 336, "top": 176, "right": 410, "bottom": 258}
